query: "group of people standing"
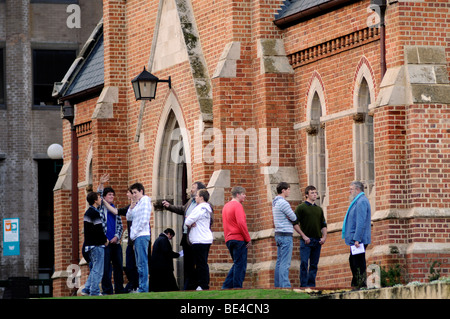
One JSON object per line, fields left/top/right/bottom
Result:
{"left": 81, "top": 176, "right": 251, "bottom": 296}
{"left": 82, "top": 177, "right": 152, "bottom": 296}
{"left": 81, "top": 174, "right": 371, "bottom": 296}
{"left": 162, "top": 183, "right": 251, "bottom": 291}
{"left": 272, "top": 181, "right": 372, "bottom": 289}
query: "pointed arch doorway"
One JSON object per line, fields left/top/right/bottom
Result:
{"left": 152, "top": 93, "right": 191, "bottom": 289}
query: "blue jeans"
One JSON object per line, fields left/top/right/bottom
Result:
{"left": 300, "top": 238, "right": 322, "bottom": 287}
{"left": 83, "top": 246, "right": 105, "bottom": 296}
{"left": 222, "top": 240, "right": 248, "bottom": 289}
{"left": 274, "top": 234, "right": 293, "bottom": 288}
{"left": 134, "top": 235, "right": 150, "bottom": 292}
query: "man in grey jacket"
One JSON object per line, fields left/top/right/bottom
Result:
{"left": 342, "top": 181, "right": 372, "bottom": 289}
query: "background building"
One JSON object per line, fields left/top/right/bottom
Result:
{"left": 0, "top": 0, "right": 102, "bottom": 296}
{"left": 52, "top": 0, "right": 449, "bottom": 296}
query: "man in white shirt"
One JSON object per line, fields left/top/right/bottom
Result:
{"left": 127, "top": 183, "right": 151, "bottom": 293}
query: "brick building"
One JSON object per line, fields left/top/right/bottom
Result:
{"left": 0, "top": 0, "right": 102, "bottom": 292}
{"left": 52, "top": 0, "right": 449, "bottom": 296}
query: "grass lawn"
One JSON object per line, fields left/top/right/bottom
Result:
{"left": 41, "top": 289, "right": 314, "bottom": 319}
{"left": 56, "top": 288, "right": 311, "bottom": 299}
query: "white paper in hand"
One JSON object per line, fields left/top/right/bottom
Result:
{"left": 351, "top": 243, "right": 365, "bottom": 255}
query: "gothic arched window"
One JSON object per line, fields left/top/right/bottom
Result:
{"left": 307, "top": 92, "right": 327, "bottom": 206}
{"left": 354, "top": 77, "right": 375, "bottom": 196}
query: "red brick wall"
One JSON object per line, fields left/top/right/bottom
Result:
{"left": 53, "top": 0, "right": 449, "bottom": 295}
{"left": 53, "top": 189, "right": 74, "bottom": 297}
{"left": 283, "top": 0, "right": 450, "bottom": 287}
{"left": 406, "top": 104, "right": 450, "bottom": 208}
{"left": 386, "top": 1, "right": 450, "bottom": 70}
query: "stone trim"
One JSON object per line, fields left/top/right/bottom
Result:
{"left": 375, "top": 45, "right": 450, "bottom": 107}
{"left": 288, "top": 27, "right": 380, "bottom": 69}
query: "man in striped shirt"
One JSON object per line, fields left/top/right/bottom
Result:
{"left": 272, "top": 182, "right": 300, "bottom": 288}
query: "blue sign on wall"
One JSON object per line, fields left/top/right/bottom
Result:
{"left": 3, "top": 218, "right": 20, "bottom": 256}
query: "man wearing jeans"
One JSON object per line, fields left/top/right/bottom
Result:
{"left": 294, "top": 185, "right": 327, "bottom": 287}
{"left": 221, "top": 186, "right": 251, "bottom": 289}
{"left": 127, "top": 183, "right": 151, "bottom": 293}
{"left": 272, "top": 182, "right": 300, "bottom": 288}
{"left": 82, "top": 192, "right": 109, "bottom": 296}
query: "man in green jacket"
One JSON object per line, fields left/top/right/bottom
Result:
{"left": 294, "top": 185, "right": 327, "bottom": 287}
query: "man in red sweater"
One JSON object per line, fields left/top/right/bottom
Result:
{"left": 221, "top": 186, "right": 252, "bottom": 289}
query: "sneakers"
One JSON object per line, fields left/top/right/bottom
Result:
{"left": 196, "top": 286, "right": 203, "bottom": 291}
{"left": 80, "top": 290, "right": 89, "bottom": 296}
{"left": 81, "top": 290, "right": 103, "bottom": 296}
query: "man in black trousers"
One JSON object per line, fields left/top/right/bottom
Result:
{"left": 162, "top": 181, "right": 206, "bottom": 290}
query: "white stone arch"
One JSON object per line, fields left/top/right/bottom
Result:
{"left": 78, "top": 142, "right": 94, "bottom": 210}
{"left": 305, "top": 72, "right": 329, "bottom": 212}
{"left": 353, "top": 57, "right": 376, "bottom": 113}
{"left": 306, "top": 73, "right": 327, "bottom": 122}
{"left": 152, "top": 91, "right": 192, "bottom": 202}
{"left": 151, "top": 91, "right": 191, "bottom": 287}
{"left": 84, "top": 143, "right": 94, "bottom": 188}
{"left": 352, "top": 57, "right": 376, "bottom": 207}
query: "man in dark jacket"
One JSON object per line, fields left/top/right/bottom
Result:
{"left": 81, "top": 192, "right": 109, "bottom": 296}
{"left": 149, "top": 228, "right": 180, "bottom": 292}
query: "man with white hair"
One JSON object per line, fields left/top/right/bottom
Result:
{"left": 342, "top": 181, "right": 371, "bottom": 289}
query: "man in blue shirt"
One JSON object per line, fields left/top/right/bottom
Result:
{"left": 98, "top": 179, "right": 125, "bottom": 294}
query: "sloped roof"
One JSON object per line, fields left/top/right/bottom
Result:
{"left": 274, "top": 0, "right": 358, "bottom": 28}
{"left": 65, "top": 34, "right": 104, "bottom": 96}
{"left": 275, "top": 0, "right": 332, "bottom": 20}
{"left": 53, "top": 19, "right": 104, "bottom": 101}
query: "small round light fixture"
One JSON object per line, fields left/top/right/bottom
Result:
{"left": 47, "top": 143, "right": 63, "bottom": 159}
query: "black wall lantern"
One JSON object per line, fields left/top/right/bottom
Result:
{"left": 131, "top": 67, "right": 171, "bottom": 100}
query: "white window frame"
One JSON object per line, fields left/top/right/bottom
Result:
{"left": 353, "top": 59, "right": 376, "bottom": 207}
{"left": 305, "top": 75, "right": 328, "bottom": 211}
